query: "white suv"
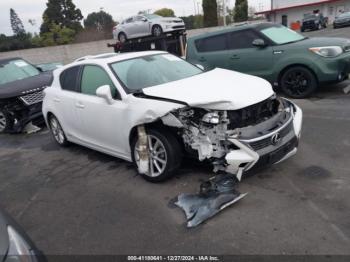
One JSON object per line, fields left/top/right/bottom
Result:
{"left": 42, "top": 51, "right": 302, "bottom": 182}
{"left": 113, "top": 14, "right": 185, "bottom": 42}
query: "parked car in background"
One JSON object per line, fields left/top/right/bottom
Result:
{"left": 186, "top": 23, "right": 350, "bottom": 98}
{"left": 301, "top": 13, "right": 327, "bottom": 32}
{"left": 333, "top": 12, "right": 350, "bottom": 28}
{"left": 113, "top": 14, "right": 185, "bottom": 43}
{"left": 0, "top": 58, "right": 53, "bottom": 133}
{"left": 43, "top": 51, "right": 302, "bottom": 183}
{"left": 0, "top": 208, "right": 45, "bottom": 262}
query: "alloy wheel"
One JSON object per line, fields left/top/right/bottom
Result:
{"left": 153, "top": 26, "right": 162, "bottom": 37}
{"left": 50, "top": 117, "right": 65, "bottom": 145}
{"left": 134, "top": 135, "right": 168, "bottom": 177}
{"left": 0, "top": 112, "right": 6, "bottom": 132}
{"left": 283, "top": 70, "right": 310, "bottom": 97}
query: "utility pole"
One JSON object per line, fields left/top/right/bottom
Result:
{"left": 223, "top": 0, "right": 227, "bottom": 26}
{"left": 193, "top": 0, "right": 197, "bottom": 15}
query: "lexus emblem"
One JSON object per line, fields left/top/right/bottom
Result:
{"left": 271, "top": 133, "right": 282, "bottom": 146}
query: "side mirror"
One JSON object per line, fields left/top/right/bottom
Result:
{"left": 196, "top": 64, "right": 205, "bottom": 71}
{"left": 142, "top": 18, "right": 148, "bottom": 22}
{"left": 252, "top": 39, "right": 267, "bottom": 48}
{"left": 36, "top": 66, "right": 44, "bottom": 72}
{"left": 96, "top": 85, "right": 114, "bottom": 105}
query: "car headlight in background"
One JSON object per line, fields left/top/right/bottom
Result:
{"left": 309, "top": 46, "right": 343, "bottom": 57}
{"left": 7, "top": 226, "right": 33, "bottom": 261}
{"left": 202, "top": 112, "right": 220, "bottom": 125}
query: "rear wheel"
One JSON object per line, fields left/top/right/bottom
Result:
{"left": 118, "top": 32, "right": 127, "bottom": 43}
{"left": 49, "top": 115, "right": 69, "bottom": 146}
{"left": 131, "top": 129, "right": 182, "bottom": 183}
{"left": 152, "top": 25, "right": 163, "bottom": 37}
{"left": 280, "top": 66, "right": 318, "bottom": 99}
{"left": 0, "top": 110, "right": 14, "bottom": 134}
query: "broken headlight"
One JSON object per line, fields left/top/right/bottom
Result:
{"left": 202, "top": 112, "right": 220, "bottom": 125}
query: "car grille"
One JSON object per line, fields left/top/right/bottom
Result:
{"left": 20, "top": 91, "right": 44, "bottom": 106}
{"left": 248, "top": 120, "right": 294, "bottom": 151}
{"left": 172, "top": 25, "right": 185, "bottom": 29}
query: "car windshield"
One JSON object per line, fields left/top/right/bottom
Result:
{"left": 110, "top": 54, "right": 203, "bottom": 92}
{"left": 144, "top": 14, "right": 161, "bottom": 20}
{"left": 0, "top": 59, "right": 40, "bottom": 86}
{"left": 259, "top": 25, "right": 306, "bottom": 45}
{"left": 338, "top": 12, "right": 350, "bottom": 18}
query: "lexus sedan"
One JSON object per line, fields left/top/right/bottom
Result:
{"left": 43, "top": 51, "right": 302, "bottom": 182}
{"left": 113, "top": 14, "right": 185, "bottom": 42}
{"left": 0, "top": 208, "right": 45, "bottom": 262}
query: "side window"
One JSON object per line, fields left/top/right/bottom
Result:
{"left": 228, "top": 30, "right": 260, "bottom": 50}
{"left": 60, "top": 66, "right": 80, "bottom": 92}
{"left": 80, "top": 65, "right": 118, "bottom": 99}
{"left": 195, "top": 34, "right": 227, "bottom": 53}
{"left": 126, "top": 17, "right": 133, "bottom": 23}
{"left": 135, "top": 16, "right": 144, "bottom": 21}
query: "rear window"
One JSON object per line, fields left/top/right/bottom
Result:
{"left": 0, "top": 59, "right": 40, "bottom": 85}
{"left": 195, "top": 34, "right": 227, "bottom": 53}
{"left": 60, "top": 66, "right": 80, "bottom": 92}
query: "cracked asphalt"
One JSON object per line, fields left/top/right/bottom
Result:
{"left": 0, "top": 27, "right": 350, "bottom": 256}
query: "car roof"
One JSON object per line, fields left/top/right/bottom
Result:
{"left": 188, "top": 22, "right": 275, "bottom": 40}
{"left": 0, "top": 57, "right": 22, "bottom": 64}
{"left": 60, "top": 51, "right": 168, "bottom": 71}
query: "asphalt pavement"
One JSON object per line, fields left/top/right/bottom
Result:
{"left": 0, "top": 26, "right": 350, "bottom": 256}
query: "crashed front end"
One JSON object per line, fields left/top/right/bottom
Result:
{"left": 162, "top": 95, "right": 303, "bottom": 180}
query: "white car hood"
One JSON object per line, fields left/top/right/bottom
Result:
{"left": 142, "top": 68, "right": 274, "bottom": 110}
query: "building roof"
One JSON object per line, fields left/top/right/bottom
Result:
{"left": 256, "top": 0, "right": 342, "bottom": 15}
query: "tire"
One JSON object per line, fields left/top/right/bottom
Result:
{"left": 118, "top": 32, "right": 127, "bottom": 43}
{"left": 131, "top": 128, "right": 182, "bottom": 183}
{"left": 0, "top": 110, "right": 14, "bottom": 134}
{"left": 49, "top": 115, "right": 69, "bottom": 147}
{"left": 152, "top": 25, "right": 163, "bottom": 37}
{"left": 280, "top": 66, "right": 318, "bottom": 99}
{"left": 301, "top": 27, "right": 305, "bottom": 32}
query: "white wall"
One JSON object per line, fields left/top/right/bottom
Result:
{"left": 272, "top": 0, "right": 350, "bottom": 25}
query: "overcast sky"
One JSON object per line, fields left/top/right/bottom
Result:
{"left": 0, "top": 0, "right": 270, "bottom": 36}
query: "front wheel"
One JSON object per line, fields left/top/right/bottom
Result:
{"left": 132, "top": 129, "right": 182, "bottom": 183}
{"left": 152, "top": 25, "right": 163, "bottom": 37}
{"left": 49, "top": 115, "right": 69, "bottom": 146}
{"left": 280, "top": 66, "right": 318, "bottom": 99}
{"left": 0, "top": 110, "right": 14, "bottom": 134}
{"left": 118, "top": 32, "right": 127, "bottom": 43}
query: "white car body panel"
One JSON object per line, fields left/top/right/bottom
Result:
{"left": 43, "top": 51, "right": 302, "bottom": 179}
{"left": 113, "top": 15, "right": 185, "bottom": 40}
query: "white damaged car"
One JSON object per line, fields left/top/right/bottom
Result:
{"left": 42, "top": 51, "right": 302, "bottom": 182}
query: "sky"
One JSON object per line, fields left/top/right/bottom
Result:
{"left": 0, "top": 0, "right": 270, "bottom": 36}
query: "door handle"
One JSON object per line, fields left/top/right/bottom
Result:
{"left": 53, "top": 98, "right": 60, "bottom": 103}
{"left": 230, "top": 54, "right": 240, "bottom": 60}
{"left": 199, "top": 57, "right": 207, "bottom": 62}
{"left": 75, "top": 102, "right": 85, "bottom": 109}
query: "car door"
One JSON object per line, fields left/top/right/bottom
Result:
{"left": 226, "top": 29, "right": 274, "bottom": 81}
{"left": 122, "top": 17, "right": 135, "bottom": 38}
{"left": 192, "top": 33, "right": 229, "bottom": 70}
{"left": 56, "top": 65, "right": 82, "bottom": 138}
{"left": 134, "top": 15, "right": 151, "bottom": 37}
{"left": 74, "top": 64, "right": 127, "bottom": 155}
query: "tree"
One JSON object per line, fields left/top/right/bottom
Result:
{"left": 234, "top": 0, "right": 248, "bottom": 22}
{"left": 40, "top": 23, "right": 76, "bottom": 46}
{"left": 40, "top": 0, "right": 83, "bottom": 35}
{"left": 180, "top": 15, "right": 203, "bottom": 30}
{"left": 154, "top": 8, "right": 175, "bottom": 17}
{"left": 202, "top": 0, "right": 218, "bottom": 27}
{"left": 84, "top": 10, "right": 115, "bottom": 32}
{"left": 10, "top": 8, "right": 25, "bottom": 35}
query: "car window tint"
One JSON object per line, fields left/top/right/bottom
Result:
{"left": 135, "top": 16, "right": 144, "bottom": 21}
{"left": 228, "top": 30, "right": 259, "bottom": 50}
{"left": 80, "top": 65, "right": 117, "bottom": 98}
{"left": 126, "top": 17, "right": 133, "bottom": 23}
{"left": 60, "top": 66, "right": 80, "bottom": 92}
{"left": 195, "top": 34, "right": 227, "bottom": 52}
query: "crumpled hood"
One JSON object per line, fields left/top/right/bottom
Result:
{"left": 142, "top": 68, "right": 274, "bottom": 110}
{"left": 0, "top": 71, "right": 53, "bottom": 99}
